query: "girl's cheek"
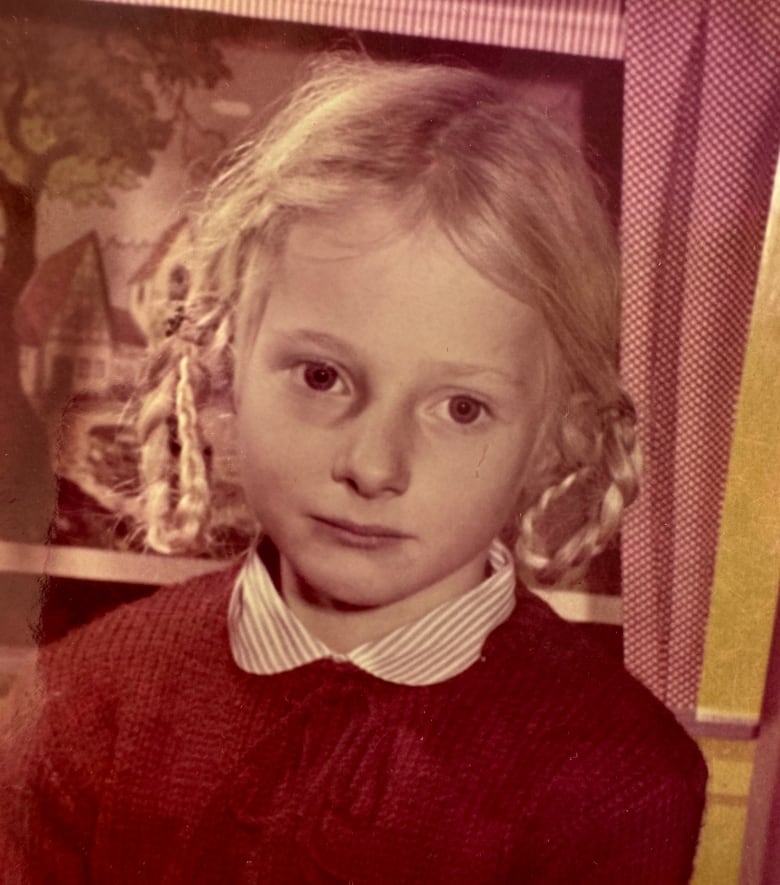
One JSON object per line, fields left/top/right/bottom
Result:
{"left": 289, "top": 401, "right": 345, "bottom": 427}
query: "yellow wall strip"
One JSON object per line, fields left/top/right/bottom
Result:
{"left": 693, "top": 739, "right": 756, "bottom": 885}
{"left": 697, "top": 155, "right": 780, "bottom": 723}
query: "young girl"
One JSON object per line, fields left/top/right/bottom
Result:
{"left": 1, "top": 55, "right": 706, "bottom": 883}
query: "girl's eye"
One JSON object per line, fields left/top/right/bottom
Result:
{"left": 447, "top": 395, "right": 484, "bottom": 425}
{"left": 302, "top": 362, "right": 341, "bottom": 392}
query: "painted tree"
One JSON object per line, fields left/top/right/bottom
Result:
{"left": 0, "top": 8, "right": 231, "bottom": 541}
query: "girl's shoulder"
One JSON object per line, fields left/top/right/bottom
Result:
{"left": 478, "top": 587, "right": 706, "bottom": 782}
{"left": 467, "top": 590, "right": 707, "bottom": 859}
{"left": 35, "top": 562, "right": 241, "bottom": 699}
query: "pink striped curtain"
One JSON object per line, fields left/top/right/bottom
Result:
{"left": 85, "top": 0, "right": 625, "bottom": 59}
{"left": 620, "top": 1, "right": 780, "bottom": 716}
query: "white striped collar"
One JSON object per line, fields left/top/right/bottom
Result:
{"left": 228, "top": 540, "right": 516, "bottom": 686}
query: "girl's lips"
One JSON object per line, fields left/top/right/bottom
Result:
{"left": 311, "top": 516, "right": 411, "bottom": 541}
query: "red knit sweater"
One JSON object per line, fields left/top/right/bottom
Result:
{"left": 0, "top": 566, "right": 706, "bottom": 884}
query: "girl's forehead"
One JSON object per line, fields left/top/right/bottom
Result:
{"left": 284, "top": 202, "right": 416, "bottom": 260}
{"left": 279, "top": 201, "right": 544, "bottom": 326}
{"left": 260, "top": 204, "right": 556, "bottom": 387}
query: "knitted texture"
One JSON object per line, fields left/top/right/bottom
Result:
{"left": 0, "top": 568, "right": 706, "bottom": 884}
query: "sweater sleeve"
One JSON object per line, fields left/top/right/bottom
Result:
{"left": 550, "top": 762, "right": 706, "bottom": 884}
{"left": 514, "top": 716, "right": 708, "bottom": 884}
{"left": 0, "top": 636, "right": 116, "bottom": 885}
{"left": 498, "top": 600, "right": 709, "bottom": 885}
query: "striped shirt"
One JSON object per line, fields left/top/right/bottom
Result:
{"left": 228, "top": 540, "right": 516, "bottom": 686}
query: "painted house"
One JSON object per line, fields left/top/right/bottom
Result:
{"left": 14, "top": 232, "right": 146, "bottom": 413}
{"left": 128, "top": 218, "right": 194, "bottom": 344}
{"left": 109, "top": 305, "right": 148, "bottom": 388}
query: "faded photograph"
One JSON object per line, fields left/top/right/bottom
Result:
{"left": 1, "top": 1, "right": 778, "bottom": 883}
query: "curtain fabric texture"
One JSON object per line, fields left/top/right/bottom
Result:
{"left": 85, "top": 0, "right": 625, "bottom": 59}
{"left": 620, "top": 0, "right": 780, "bottom": 716}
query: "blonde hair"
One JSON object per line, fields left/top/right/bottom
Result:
{"left": 135, "top": 53, "right": 640, "bottom": 584}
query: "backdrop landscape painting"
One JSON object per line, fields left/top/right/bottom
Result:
{"left": 0, "top": 6, "right": 325, "bottom": 553}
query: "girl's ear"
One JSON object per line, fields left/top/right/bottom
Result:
{"left": 558, "top": 391, "right": 604, "bottom": 466}
{"left": 516, "top": 369, "right": 580, "bottom": 499}
{"left": 512, "top": 391, "right": 590, "bottom": 544}
{"left": 513, "top": 389, "right": 640, "bottom": 586}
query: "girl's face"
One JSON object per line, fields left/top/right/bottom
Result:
{"left": 235, "top": 204, "right": 553, "bottom": 630}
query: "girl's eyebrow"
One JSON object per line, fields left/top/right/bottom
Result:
{"left": 426, "top": 360, "right": 525, "bottom": 388}
{"left": 275, "top": 329, "right": 529, "bottom": 388}
{"left": 275, "top": 329, "right": 358, "bottom": 358}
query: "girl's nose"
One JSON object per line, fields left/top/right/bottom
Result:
{"left": 331, "top": 405, "right": 412, "bottom": 498}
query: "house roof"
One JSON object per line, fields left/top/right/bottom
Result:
{"left": 14, "top": 232, "right": 110, "bottom": 346}
{"left": 127, "top": 217, "right": 190, "bottom": 285}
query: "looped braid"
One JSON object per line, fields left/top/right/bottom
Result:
{"left": 133, "top": 234, "right": 253, "bottom": 554}
{"left": 170, "top": 353, "right": 211, "bottom": 546}
{"left": 514, "top": 393, "right": 641, "bottom": 586}
{"left": 137, "top": 360, "right": 177, "bottom": 553}
{"left": 138, "top": 342, "right": 213, "bottom": 553}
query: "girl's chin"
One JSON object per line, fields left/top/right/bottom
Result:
{"left": 282, "top": 539, "right": 417, "bottom": 607}
{"left": 287, "top": 568, "right": 412, "bottom": 612}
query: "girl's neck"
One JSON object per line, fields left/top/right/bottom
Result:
{"left": 277, "top": 555, "right": 487, "bottom": 654}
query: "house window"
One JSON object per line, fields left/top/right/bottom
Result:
{"left": 169, "top": 264, "right": 190, "bottom": 302}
